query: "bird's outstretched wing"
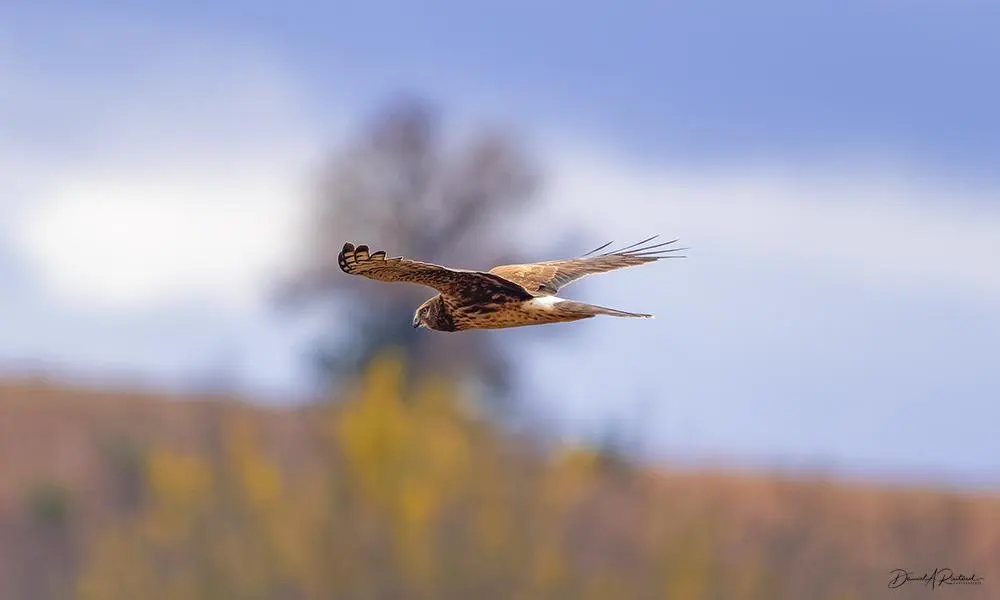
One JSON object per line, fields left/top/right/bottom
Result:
{"left": 338, "top": 242, "right": 534, "bottom": 302}
{"left": 488, "top": 235, "right": 685, "bottom": 295}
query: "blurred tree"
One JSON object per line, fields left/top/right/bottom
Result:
{"left": 278, "top": 95, "right": 551, "bottom": 402}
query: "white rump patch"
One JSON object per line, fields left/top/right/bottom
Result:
{"left": 529, "top": 295, "right": 566, "bottom": 310}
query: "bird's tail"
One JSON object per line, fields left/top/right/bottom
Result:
{"left": 557, "top": 300, "right": 653, "bottom": 319}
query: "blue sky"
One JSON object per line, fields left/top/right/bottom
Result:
{"left": 2, "top": 2, "right": 999, "bottom": 487}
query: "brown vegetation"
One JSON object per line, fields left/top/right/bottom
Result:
{"left": 1, "top": 357, "right": 997, "bottom": 599}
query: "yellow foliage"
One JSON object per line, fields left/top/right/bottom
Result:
{"left": 224, "top": 415, "right": 283, "bottom": 510}
{"left": 139, "top": 449, "right": 213, "bottom": 546}
{"left": 336, "top": 349, "right": 410, "bottom": 510}
{"left": 64, "top": 350, "right": 1000, "bottom": 600}
{"left": 145, "top": 449, "right": 212, "bottom": 509}
{"left": 75, "top": 531, "right": 155, "bottom": 600}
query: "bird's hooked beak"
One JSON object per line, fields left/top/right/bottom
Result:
{"left": 412, "top": 314, "right": 421, "bottom": 328}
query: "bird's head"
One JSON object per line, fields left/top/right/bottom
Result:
{"left": 412, "top": 296, "right": 454, "bottom": 331}
{"left": 412, "top": 299, "right": 433, "bottom": 329}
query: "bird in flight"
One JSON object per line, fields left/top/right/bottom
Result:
{"left": 338, "top": 236, "right": 685, "bottom": 331}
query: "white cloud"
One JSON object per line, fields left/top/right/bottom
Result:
{"left": 16, "top": 176, "right": 305, "bottom": 311}
{"left": 538, "top": 146, "right": 1000, "bottom": 309}
{"left": 2, "top": 27, "right": 326, "bottom": 313}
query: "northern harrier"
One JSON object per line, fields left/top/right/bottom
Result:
{"left": 338, "top": 236, "right": 684, "bottom": 332}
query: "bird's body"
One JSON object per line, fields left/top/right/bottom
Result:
{"left": 337, "top": 236, "right": 684, "bottom": 332}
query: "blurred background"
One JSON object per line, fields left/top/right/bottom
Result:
{"left": 2, "top": 2, "right": 999, "bottom": 598}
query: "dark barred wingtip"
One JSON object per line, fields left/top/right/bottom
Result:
{"left": 339, "top": 242, "right": 360, "bottom": 273}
